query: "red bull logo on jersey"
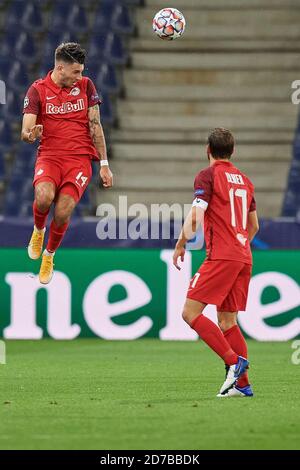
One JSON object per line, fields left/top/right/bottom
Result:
{"left": 46, "top": 98, "right": 85, "bottom": 115}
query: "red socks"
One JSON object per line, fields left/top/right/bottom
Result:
{"left": 33, "top": 201, "right": 49, "bottom": 230}
{"left": 191, "top": 315, "right": 238, "bottom": 366}
{"left": 223, "top": 325, "right": 249, "bottom": 387}
{"left": 46, "top": 220, "right": 69, "bottom": 253}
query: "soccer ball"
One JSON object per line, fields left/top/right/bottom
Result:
{"left": 152, "top": 7, "right": 186, "bottom": 40}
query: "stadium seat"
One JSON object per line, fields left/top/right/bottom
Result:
{"left": 92, "top": 1, "right": 117, "bottom": 34}
{"left": 95, "top": 63, "right": 121, "bottom": 95}
{"left": 104, "top": 33, "right": 128, "bottom": 65}
{"left": 0, "top": 120, "right": 13, "bottom": 152}
{"left": 15, "top": 32, "right": 40, "bottom": 64}
{"left": 49, "top": 1, "right": 74, "bottom": 31}
{"left": 84, "top": 63, "right": 100, "bottom": 84}
{"left": 112, "top": 3, "right": 134, "bottom": 36}
{"left": 89, "top": 33, "right": 127, "bottom": 66}
{"left": 21, "top": 2, "right": 45, "bottom": 33}
{"left": 7, "top": 61, "right": 29, "bottom": 92}
{"left": 4, "top": 189, "right": 20, "bottom": 216}
{"left": 4, "top": 0, "right": 27, "bottom": 31}
{"left": 99, "top": 93, "right": 115, "bottom": 126}
{"left": 0, "top": 90, "right": 23, "bottom": 121}
{"left": 0, "top": 32, "right": 17, "bottom": 59}
{"left": 0, "top": 152, "right": 5, "bottom": 180}
{"left": 66, "top": 5, "right": 89, "bottom": 33}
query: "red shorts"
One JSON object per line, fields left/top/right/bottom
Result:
{"left": 33, "top": 154, "right": 92, "bottom": 203}
{"left": 186, "top": 259, "right": 252, "bottom": 312}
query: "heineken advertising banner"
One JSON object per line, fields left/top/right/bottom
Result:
{"left": 0, "top": 249, "right": 300, "bottom": 341}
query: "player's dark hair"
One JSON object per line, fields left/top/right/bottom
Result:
{"left": 207, "top": 128, "right": 235, "bottom": 159}
{"left": 55, "top": 42, "right": 86, "bottom": 65}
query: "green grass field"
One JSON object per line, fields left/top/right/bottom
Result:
{"left": 0, "top": 339, "right": 299, "bottom": 450}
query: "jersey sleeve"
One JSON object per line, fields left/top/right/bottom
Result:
{"left": 249, "top": 195, "right": 256, "bottom": 212}
{"left": 192, "top": 167, "right": 213, "bottom": 211}
{"left": 86, "top": 78, "right": 101, "bottom": 108}
{"left": 23, "top": 85, "right": 41, "bottom": 115}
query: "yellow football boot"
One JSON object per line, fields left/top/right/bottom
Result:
{"left": 28, "top": 226, "right": 46, "bottom": 260}
{"left": 39, "top": 251, "right": 54, "bottom": 284}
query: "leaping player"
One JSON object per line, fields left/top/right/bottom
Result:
{"left": 173, "top": 128, "right": 259, "bottom": 397}
{"left": 21, "top": 42, "right": 113, "bottom": 284}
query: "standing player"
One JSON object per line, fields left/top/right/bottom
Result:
{"left": 173, "top": 128, "right": 259, "bottom": 397}
{"left": 21, "top": 43, "right": 113, "bottom": 284}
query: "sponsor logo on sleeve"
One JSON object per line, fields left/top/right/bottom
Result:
{"left": 24, "top": 96, "right": 29, "bottom": 108}
{"left": 194, "top": 189, "right": 205, "bottom": 196}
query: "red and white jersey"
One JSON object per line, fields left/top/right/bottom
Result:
{"left": 193, "top": 160, "right": 256, "bottom": 265}
{"left": 23, "top": 71, "right": 101, "bottom": 160}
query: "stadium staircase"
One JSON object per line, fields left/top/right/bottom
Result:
{"left": 100, "top": 0, "right": 300, "bottom": 218}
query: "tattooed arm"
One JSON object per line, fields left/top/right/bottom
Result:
{"left": 88, "top": 104, "right": 113, "bottom": 188}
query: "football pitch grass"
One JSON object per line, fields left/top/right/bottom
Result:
{"left": 0, "top": 339, "right": 299, "bottom": 450}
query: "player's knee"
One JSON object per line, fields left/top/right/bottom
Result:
{"left": 54, "top": 210, "right": 71, "bottom": 227}
{"left": 218, "top": 318, "right": 236, "bottom": 333}
{"left": 35, "top": 189, "right": 54, "bottom": 212}
{"left": 182, "top": 308, "right": 194, "bottom": 326}
{"left": 54, "top": 204, "right": 75, "bottom": 226}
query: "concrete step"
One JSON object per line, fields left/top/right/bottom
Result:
{"left": 117, "top": 115, "right": 297, "bottom": 131}
{"left": 95, "top": 189, "right": 283, "bottom": 218}
{"left": 111, "top": 129, "right": 294, "bottom": 144}
{"left": 131, "top": 38, "right": 300, "bottom": 53}
{"left": 131, "top": 52, "right": 300, "bottom": 70}
{"left": 124, "top": 69, "right": 298, "bottom": 86}
{"left": 145, "top": 0, "right": 300, "bottom": 10}
{"left": 108, "top": 160, "right": 288, "bottom": 191}
{"left": 124, "top": 83, "right": 291, "bottom": 102}
{"left": 112, "top": 143, "right": 292, "bottom": 162}
{"left": 139, "top": 9, "right": 300, "bottom": 39}
{"left": 118, "top": 101, "right": 296, "bottom": 117}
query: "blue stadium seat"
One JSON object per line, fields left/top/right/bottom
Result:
{"left": 0, "top": 120, "right": 13, "bottom": 151}
{"left": 88, "top": 36, "right": 105, "bottom": 63}
{"left": 21, "top": 2, "right": 45, "bottom": 32}
{"left": 0, "top": 152, "right": 5, "bottom": 181}
{"left": 8, "top": 61, "right": 29, "bottom": 92}
{"left": 89, "top": 33, "right": 127, "bottom": 65}
{"left": 104, "top": 33, "right": 128, "bottom": 65}
{"left": 4, "top": 189, "right": 20, "bottom": 216}
{"left": 0, "top": 32, "right": 17, "bottom": 59}
{"left": 66, "top": 5, "right": 89, "bottom": 33}
{"left": 50, "top": 2, "right": 88, "bottom": 33}
{"left": 4, "top": 0, "right": 27, "bottom": 31}
{"left": 0, "top": 91, "right": 23, "bottom": 121}
{"left": 92, "top": 1, "right": 117, "bottom": 34}
{"left": 49, "top": 1, "right": 74, "bottom": 31}
{"left": 99, "top": 93, "right": 114, "bottom": 126}
{"left": 84, "top": 63, "right": 100, "bottom": 84}
{"left": 95, "top": 63, "right": 120, "bottom": 95}
{"left": 112, "top": 3, "right": 134, "bottom": 36}
{"left": 15, "top": 32, "right": 40, "bottom": 64}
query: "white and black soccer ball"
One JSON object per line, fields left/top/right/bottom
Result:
{"left": 152, "top": 7, "right": 186, "bottom": 40}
